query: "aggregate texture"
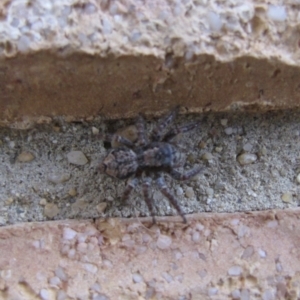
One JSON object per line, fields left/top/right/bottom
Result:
{"left": 0, "top": 109, "right": 299, "bottom": 226}
{"left": 1, "top": 0, "right": 300, "bottom": 123}
{"left": 1, "top": 1, "right": 300, "bottom": 298}
{"left": 0, "top": 210, "right": 300, "bottom": 299}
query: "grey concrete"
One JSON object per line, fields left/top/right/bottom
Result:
{"left": 0, "top": 109, "right": 299, "bottom": 226}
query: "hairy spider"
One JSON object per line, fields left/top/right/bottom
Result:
{"left": 99, "top": 106, "right": 202, "bottom": 223}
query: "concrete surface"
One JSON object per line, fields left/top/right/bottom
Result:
{"left": 0, "top": 109, "right": 299, "bottom": 226}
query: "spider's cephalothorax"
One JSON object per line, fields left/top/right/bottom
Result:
{"left": 99, "top": 106, "right": 202, "bottom": 223}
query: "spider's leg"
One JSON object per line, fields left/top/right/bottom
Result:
{"left": 156, "top": 175, "right": 187, "bottom": 223}
{"left": 163, "top": 121, "right": 200, "bottom": 142}
{"left": 101, "top": 134, "right": 134, "bottom": 148}
{"left": 152, "top": 106, "right": 180, "bottom": 141}
{"left": 169, "top": 166, "right": 203, "bottom": 181}
{"left": 122, "top": 177, "right": 139, "bottom": 201}
{"left": 136, "top": 115, "right": 148, "bottom": 146}
{"left": 142, "top": 177, "right": 156, "bottom": 224}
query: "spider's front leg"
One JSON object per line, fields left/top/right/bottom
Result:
{"left": 169, "top": 166, "right": 203, "bottom": 181}
{"left": 136, "top": 115, "right": 148, "bottom": 146}
{"left": 100, "top": 133, "right": 134, "bottom": 148}
{"left": 122, "top": 177, "right": 139, "bottom": 201}
{"left": 152, "top": 105, "right": 180, "bottom": 141}
{"left": 156, "top": 175, "right": 187, "bottom": 223}
{"left": 142, "top": 177, "right": 157, "bottom": 224}
{"left": 163, "top": 121, "right": 200, "bottom": 142}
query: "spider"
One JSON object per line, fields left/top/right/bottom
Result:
{"left": 99, "top": 106, "right": 202, "bottom": 223}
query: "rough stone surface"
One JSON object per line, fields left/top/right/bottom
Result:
{"left": 1, "top": 0, "right": 300, "bottom": 124}
{"left": 0, "top": 210, "right": 300, "bottom": 299}
{"left": 0, "top": 109, "right": 299, "bottom": 225}
{"left": 0, "top": 1, "right": 300, "bottom": 296}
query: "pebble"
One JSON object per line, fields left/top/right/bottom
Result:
{"left": 296, "top": 173, "right": 300, "bottom": 183}
{"left": 220, "top": 119, "right": 228, "bottom": 126}
{"left": 258, "top": 249, "right": 267, "bottom": 258}
{"left": 84, "top": 263, "right": 98, "bottom": 274}
{"left": 198, "top": 270, "right": 207, "bottom": 278}
{"left": 276, "top": 261, "right": 283, "bottom": 272}
{"left": 48, "top": 173, "right": 70, "bottom": 184}
{"left": 276, "top": 282, "right": 287, "bottom": 298}
{"left": 72, "top": 198, "right": 87, "bottom": 213}
{"left": 96, "top": 202, "right": 107, "bottom": 213}
{"left": 231, "top": 219, "right": 239, "bottom": 226}
{"left": 232, "top": 289, "right": 241, "bottom": 299}
{"left": 106, "top": 196, "right": 114, "bottom": 202}
{"left": 5, "top": 198, "right": 14, "bottom": 205}
{"left": 9, "top": 141, "right": 15, "bottom": 149}
{"left": 162, "top": 272, "right": 173, "bottom": 283}
{"left": 174, "top": 250, "right": 183, "bottom": 260}
{"left": 64, "top": 116, "right": 75, "bottom": 122}
{"left": 49, "top": 276, "right": 61, "bottom": 287}
{"left": 185, "top": 187, "right": 195, "bottom": 198}
{"left": 206, "top": 188, "right": 214, "bottom": 196}
{"left": 237, "top": 153, "right": 257, "bottom": 165}
{"left": 44, "top": 203, "right": 60, "bottom": 218}
{"left": 36, "top": 116, "right": 52, "bottom": 124}
{"left": 224, "top": 127, "right": 233, "bottom": 135}
{"left": 55, "top": 267, "right": 68, "bottom": 281}
{"left": 53, "top": 126, "right": 60, "bottom": 132}
{"left": 208, "top": 287, "right": 218, "bottom": 296}
{"left": 91, "top": 282, "right": 102, "bottom": 293}
{"left": 279, "top": 168, "right": 286, "bottom": 177}
{"left": 176, "top": 187, "right": 184, "bottom": 196}
{"left": 17, "top": 151, "right": 35, "bottom": 162}
{"left": 112, "top": 125, "right": 138, "bottom": 148}
{"left": 262, "top": 290, "right": 274, "bottom": 300}
{"left": 57, "top": 291, "right": 67, "bottom": 300}
{"left": 56, "top": 154, "right": 63, "bottom": 161}
{"left": 157, "top": 234, "right": 172, "bottom": 250}
{"left": 202, "top": 152, "right": 214, "bottom": 161}
{"left": 192, "top": 231, "right": 200, "bottom": 242}
{"left": 281, "top": 193, "right": 293, "bottom": 203}
{"left": 68, "top": 188, "right": 77, "bottom": 197}
{"left": 86, "top": 116, "right": 94, "bottom": 121}
{"left": 187, "top": 153, "right": 195, "bottom": 164}
{"left": 92, "top": 127, "right": 99, "bottom": 135}
{"left": 68, "top": 249, "right": 76, "bottom": 259}
{"left": 132, "top": 273, "right": 144, "bottom": 283}
{"left": 40, "top": 289, "right": 50, "bottom": 300}
{"left": 241, "top": 246, "right": 254, "bottom": 259}
{"left": 260, "top": 146, "right": 267, "bottom": 156}
{"left": 77, "top": 242, "right": 88, "bottom": 252}
{"left": 240, "top": 289, "right": 250, "bottom": 300}
{"left": 92, "top": 294, "right": 108, "bottom": 300}
{"left": 39, "top": 198, "right": 47, "bottom": 206}
{"left": 228, "top": 265, "right": 243, "bottom": 276}
{"left": 243, "top": 143, "right": 253, "bottom": 152}
{"left": 67, "top": 151, "right": 88, "bottom": 165}
{"left": 267, "top": 220, "right": 278, "bottom": 228}
{"left": 198, "top": 141, "right": 206, "bottom": 149}
{"left": 63, "top": 228, "right": 77, "bottom": 240}
{"left": 215, "top": 146, "right": 222, "bottom": 152}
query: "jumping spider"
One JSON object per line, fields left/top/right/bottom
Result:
{"left": 99, "top": 106, "right": 202, "bottom": 223}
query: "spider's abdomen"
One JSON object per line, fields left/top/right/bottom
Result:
{"left": 138, "top": 142, "right": 182, "bottom": 168}
{"left": 100, "top": 147, "right": 138, "bottom": 179}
